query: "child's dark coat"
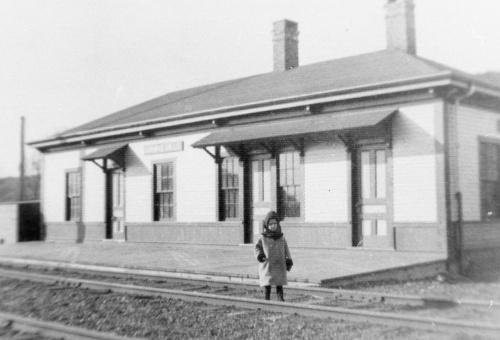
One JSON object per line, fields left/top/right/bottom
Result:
{"left": 254, "top": 211, "right": 292, "bottom": 287}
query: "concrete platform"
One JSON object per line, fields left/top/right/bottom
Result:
{"left": 0, "top": 241, "right": 446, "bottom": 286}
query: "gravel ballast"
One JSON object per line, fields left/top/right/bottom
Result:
{"left": 0, "top": 251, "right": 499, "bottom": 339}
{"left": 0, "top": 275, "right": 495, "bottom": 340}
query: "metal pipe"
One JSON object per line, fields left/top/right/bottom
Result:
{"left": 455, "top": 191, "right": 464, "bottom": 273}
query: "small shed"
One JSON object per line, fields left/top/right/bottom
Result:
{"left": 0, "top": 201, "right": 41, "bottom": 244}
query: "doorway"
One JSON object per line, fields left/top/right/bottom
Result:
{"left": 352, "top": 146, "right": 392, "bottom": 249}
{"left": 105, "top": 170, "right": 126, "bottom": 240}
{"left": 246, "top": 155, "right": 275, "bottom": 243}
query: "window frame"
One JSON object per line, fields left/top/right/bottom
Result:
{"left": 277, "top": 149, "right": 304, "bottom": 221}
{"left": 65, "top": 168, "right": 82, "bottom": 222}
{"left": 479, "top": 137, "right": 500, "bottom": 221}
{"left": 359, "top": 146, "right": 389, "bottom": 204}
{"left": 112, "top": 170, "right": 125, "bottom": 208}
{"left": 219, "top": 156, "right": 241, "bottom": 221}
{"left": 153, "top": 160, "right": 176, "bottom": 221}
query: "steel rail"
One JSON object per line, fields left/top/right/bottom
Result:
{"left": 1, "top": 259, "right": 496, "bottom": 310}
{"left": 0, "top": 268, "right": 498, "bottom": 338}
{"left": 0, "top": 312, "right": 146, "bottom": 340}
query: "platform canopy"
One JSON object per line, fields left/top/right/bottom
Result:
{"left": 192, "top": 107, "right": 397, "bottom": 150}
{"left": 81, "top": 143, "right": 128, "bottom": 171}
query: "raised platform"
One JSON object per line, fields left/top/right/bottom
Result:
{"left": 0, "top": 241, "right": 447, "bottom": 286}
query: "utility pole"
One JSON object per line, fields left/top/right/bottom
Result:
{"left": 19, "top": 116, "right": 25, "bottom": 201}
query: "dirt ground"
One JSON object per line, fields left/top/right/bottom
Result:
{"left": 350, "top": 250, "right": 500, "bottom": 302}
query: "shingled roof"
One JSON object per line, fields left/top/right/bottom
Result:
{"left": 475, "top": 72, "right": 500, "bottom": 88}
{"left": 38, "top": 49, "right": 500, "bottom": 143}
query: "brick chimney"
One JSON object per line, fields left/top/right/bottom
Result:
{"left": 273, "top": 19, "right": 299, "bottom": 72}
{"left": 385, "top": 0, "right": 417, "bottom": 55}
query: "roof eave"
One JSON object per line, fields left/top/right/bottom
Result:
{"left": 29, "top": 74, "right": 459, "bottom": 150}
{"left": 450, "top": 73, "right": 500, "bottom": 98}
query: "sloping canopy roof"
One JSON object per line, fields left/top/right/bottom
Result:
{"left": 31, "top": 49, "right": 500, "bottom": 147}
{"left": 81, "top": 144, "right": 128, "bottom": 170}
{"left": 81, "top": 144, "right": 128, "bottom": 160}
{"left": 193, "top": 108, "right": 396, "bottom": 148}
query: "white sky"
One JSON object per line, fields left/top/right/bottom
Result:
{"left": 1, "top": 0, "right": 499, "bottom": 178}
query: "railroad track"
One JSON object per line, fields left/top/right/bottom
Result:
{"left": 0, "top": 311, "right": 146, "bottom": 340}
{"left": 0, "top": 266, "right": 498, "bottom": 338}
{"left": 2, "top": 258, "right": 495, "bottom": 308}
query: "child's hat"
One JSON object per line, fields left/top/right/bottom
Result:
{"left": 263, "top": 210, "right": 280, "bottom": 227}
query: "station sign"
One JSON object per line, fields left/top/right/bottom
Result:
{"left": 144, "top": 141, "right": 184, "bottom": 155}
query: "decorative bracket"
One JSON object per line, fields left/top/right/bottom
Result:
{"left": 260, "top": 142, "right": 274, "bottom": 155}
{"left": 96, "top": 158, "right": 125, "bottom": 173}
{"left": 202, "top": 146, "right": 222, "bottom": 164}
{"left": 290, "top": 138, "right": 304, "bottom": 157}
{"left": 91, "top": 160, "right": 105, "bottom": 171}
{"left": 138, "top": 131, "right": 152, "bottom": 138}
{"left": 225, "top": 145, "right": 245, "bottom": 159}
{"left": 305, "top": 104, "right": 322, "bottom": 115}
{"left": 337, "top": 134, "right": 355, "bottom": 153}
{"left": 211, "top": 119, "right": 227, "bottom": 127}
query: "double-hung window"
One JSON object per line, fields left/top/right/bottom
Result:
{"left": 65, "top": 169, "right": 81, "bottom": 221}
{"left": 154, "top": 162, "right": 175, "bottom": 221}
{"left": 279, "top": 151, "right": 302, "bottom": 218}
{"left": 220, "top": 157, "right": 239, "bottom": 219}
{"left": 480, "top": 141, "right": 500, "bottom": 220}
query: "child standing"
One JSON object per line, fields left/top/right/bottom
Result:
{"left": 255, "top": 211, "right": 293, "bottom": 301}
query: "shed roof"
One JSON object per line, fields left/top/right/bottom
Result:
{"left": 192, "top": 108, "right": 396, "bottom": 148}
{"left": 81, "top": 143, "right": 128, "bottom": 161}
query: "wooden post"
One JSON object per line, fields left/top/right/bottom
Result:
{"left": 19, "top": 116, "right": 25, "bottom": 201}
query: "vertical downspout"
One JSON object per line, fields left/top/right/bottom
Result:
{"left": 455, "top": 191, "right": 463, "bottom": 273}
{"left": 444, "top": 84, "right": 475, "bottom": 274}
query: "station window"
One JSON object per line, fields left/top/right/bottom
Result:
{"left": 65, "top": 169, "right": 81, "bottom": 221}
{"left": 220, "top": 157, "right": 239, "bottom": 219}
{"left": 480, "top": 141, "right": 500, "bottom": 220}
{"left": 279, "top": 151, "right": 302, "bottom": 218}
{"left": 154, "top": 162, "right": 175, "bottom": 221}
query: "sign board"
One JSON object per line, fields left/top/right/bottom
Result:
{"left": 144, "top": 141, "right": 184, "bottom": 155}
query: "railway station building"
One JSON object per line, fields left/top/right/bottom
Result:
{"left": 30, "top": 0, "right": 500, "bottom": 271}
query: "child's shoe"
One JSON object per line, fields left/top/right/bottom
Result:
{"left": 277, "top": 292, "right": 285, "bottom": 302}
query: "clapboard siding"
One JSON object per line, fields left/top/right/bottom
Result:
{"left": 392, "top": 102, "right": 442, "bottom": 223}
{"left": 304, "top": 139, "right": 349, "bottom": 223}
